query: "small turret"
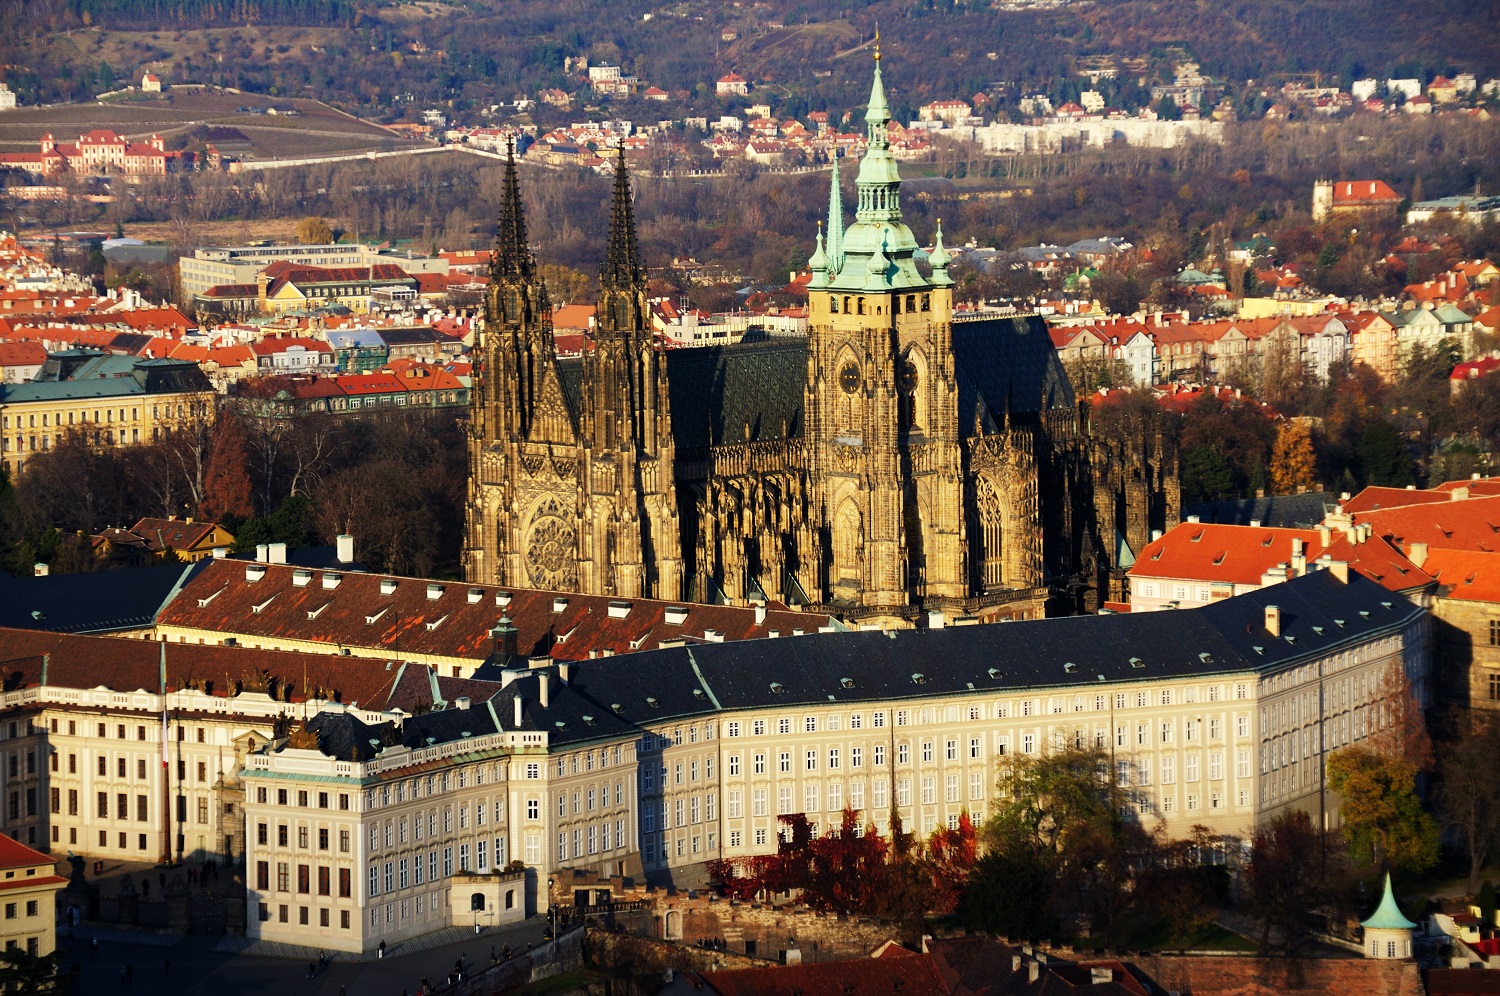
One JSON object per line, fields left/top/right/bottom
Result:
{"left": 928, "top": 219, "right": 953, "bottom": 288}
{"left": 808, "top": 223, "right": 829, "bottom": 289}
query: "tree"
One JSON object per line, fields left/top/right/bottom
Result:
{"left": 538, "top": 263, "right": 592, "bottom": 305}
{"left": 0, "top": 948, "right": 62, "bottom": 993}
{"left": 201, "top": 414, "right": 254, "bottom": 523}
{"left": 1437, "top": 713, "right": 1500, "bottom": 895}
{"left": 1269, "top": 420, "right": 1317, "bottom": 495}
{"left": 1328, "top": 747, "right": 1439, "bottom": 873}
{"left": 1245, "top": 809, "right": 1341, "bottom": 955}
{"left": 955, "top": 848, "right": 1051, "bottom": 937}
{"left": 986, "top": 741, "right": 1145, "bottom": 934}
{"left": 1355, "top": 419, "right": 1414, "bottom": 489}
{"left": 1181, "top": 445, "right": 1236, "bottom": 504}
{"left": 295, "top": 216, "right": 333, "bottom": 245}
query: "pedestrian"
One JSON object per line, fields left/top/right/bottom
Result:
{"left": 307, "top": 961, "right": 316, "bottom": 978}
{"left": 489, "top": 944, "right": 496, "bottom": 964}
{"left": 378, "top": 939, "right": 386, "bottom": 959}
{"left": 158, "top": 872, "right": 165, "bottom": 891}
{"left": 141, "top": 878, "right": 150, "bottom": 898}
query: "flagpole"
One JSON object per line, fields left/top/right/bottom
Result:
{"left": 160, "top": 642, "right": 172, "bottom": 866}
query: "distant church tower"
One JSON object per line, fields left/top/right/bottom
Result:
{"left": 802, "top": 39, "right": 966, "bottom": 612}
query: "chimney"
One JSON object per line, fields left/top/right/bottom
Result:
{"left": 1028, "top": 961, "right": 1040, "bottom": 983}
{"left": 268, "top": 542, "right": 288, "bottom": 565}
{"left": 1091, "top": 967, "right": 1114, "bottom": 985}
{"left": 1319, "top": 525, "right": 1332, "bottom": 546}
{"left": 1151, "top": 529, "right": 1163, "bottom": 542}
{"left": 1452, "top": 487, "right": 1470, "bottom": 501}
{"left": 1327, "top": 560, "right": 1350, "bottom": 583}
{"left": 513, "top": 696, "right": 523, "bottom": 729}
{"left": 1408, "top": 542, "right": 1428, "bottom": 569}
{"left": 557, "top": 663, "right": 571, "bottom": 684}
{"left": 336, "top": 533, "right": 355, "bottom": 563}
{"left": 1291, "top": 538, "right": 1303, "bottom": 557}
{"left": 1011, "top": 955, "right": 1021, "bottom": 971}
{"left": 928, "top": 610, "right": 945, "bottom": 629}
{"left": 32, "top": 563, "right": 48, "bottom": 577}
{"left": 754, "top": 604, "right": 767, "bottom": 626}
{"left": 539, "top": 671, "right": 551, "bottom": 709}
{"left": 256, "top": 543, "right": 269, "bottom": 563}
{"left": 1265, "top": 604, "right": 1281, "bottom": 638}
{"left": 454, "top": 696, "right": 470, "bottom": 711}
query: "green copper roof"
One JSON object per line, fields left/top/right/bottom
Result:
{"left": 1361, "top": 873, "right": 1417, "bottom": 931}
{"left": 818, "top": 55, "right": 932, "bottom": 294}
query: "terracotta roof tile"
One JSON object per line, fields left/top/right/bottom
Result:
{"left": 158, "top": 560, "right": 831, "bottom": 667}
{"left": 0, "top": 627, "right": 407, "bottom": 709}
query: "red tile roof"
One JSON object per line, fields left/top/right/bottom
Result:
{"left": 1354, "top": 494, "right": 1500, "bottom": 554}
{"left": 0, "top": 627, "right": 408, "bottom": 709}
{"left": 0, "top": 341, "right": 46, "bottom": 367}
{"left": 128, "top": 517, "right": 222, "bottom": 554}
{"left": 0, "top": 835, "right": 58, "bottom": 871}
{"left": 1331, "top": 180, "right": 1401, "bottom": 205}
{"left": 158, "top": 559, "right": 831, "bottom": 666}
{"left": 1341, "top": 486, "right": 1457, "bottom": 514}
{"left": 1131, "top": 523, "right": 1330, "bottom": 586}
{"left": 1421, "top": 549, "right": 1500, "bottom": 603}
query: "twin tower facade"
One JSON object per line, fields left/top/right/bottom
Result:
{"left": 464, "top": 59, "right": 1178, "bottom": 623}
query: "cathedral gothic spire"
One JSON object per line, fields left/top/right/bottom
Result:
{"left": 602, "top": 144, "right": 642, "bottom": 292}
{"left": 491, "top": 139, "right": 533, "bottom": 282}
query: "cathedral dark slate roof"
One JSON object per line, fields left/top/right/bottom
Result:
{"left": 951, "top": 315, "right": 1075, "bottom": 433}
{"left": 664, "top": 337, "right": 806, "bottom": 450}
{"left": 560, "top": 315, "right": 1076, "bottom": 453}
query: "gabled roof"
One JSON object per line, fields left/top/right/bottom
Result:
{"left": 1130, "top": 523, "right": 1329, "bottom": 586}
{"left": 158, "top": 558, "right": 827, "bottom": 666}
{"left": 1354, "top": 493, "right": 1500, "bottom": 554}
{"left": 0, "top": 626, "right": 407, "bottom": 708}
{"left": 1422, "top": 548, "right": 1500, "bottom": 603}
{"left": 128, "top": 517, "right": 225, "bottom": 553}
{"left": 1331, "top": 180, "right": 1401, "bottom": 204}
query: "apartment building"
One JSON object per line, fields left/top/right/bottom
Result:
{"left": 0, "top": 351, "right": 216, "bottom": 478}
{"left": 179, "top": 244, "right": 448, "bottom": 300}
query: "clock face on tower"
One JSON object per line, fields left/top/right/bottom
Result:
{"left": 839, "top": 361, "right": 861, "bottom": 394}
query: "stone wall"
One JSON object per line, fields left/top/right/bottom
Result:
{"left": 658, "top": 895, "right": 898, "bottom": 963}
{"left": 1134, "top": 954, "right": 1424, "bottom": 996}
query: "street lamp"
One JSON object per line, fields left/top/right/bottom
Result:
{"left": 548, "top": 876, "right": 556, "bottom": 951}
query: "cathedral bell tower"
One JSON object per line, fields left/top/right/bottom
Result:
{"left": 577, "top": 145, "right": 683, "bottom": 599}
{"left": 803, "top": 43, "right": 963, "bottom": 613}
{"left": 465, "top": 142, "right": 579, "bottom": 588}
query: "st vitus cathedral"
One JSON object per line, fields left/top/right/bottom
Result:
{"left": 465, "top": 54, "right": 1179, "bottom": 623}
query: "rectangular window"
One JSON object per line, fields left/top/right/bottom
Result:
{"left": 338, "top": 868, "right": 351, "bottom": 898}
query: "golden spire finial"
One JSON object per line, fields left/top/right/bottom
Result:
{"left": 874, "top": 24, "right": 881, "bottom": 63}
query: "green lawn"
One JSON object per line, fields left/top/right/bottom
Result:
{"left": 1076, "top": 918, "right": 1258, "bottom": 953}
{"left": 508, "top": 970, "right": 603, "bottom": 996}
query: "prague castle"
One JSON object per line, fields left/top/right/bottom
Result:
{"left": 465, "top": 55, "right": 1178, "bottom": 621}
